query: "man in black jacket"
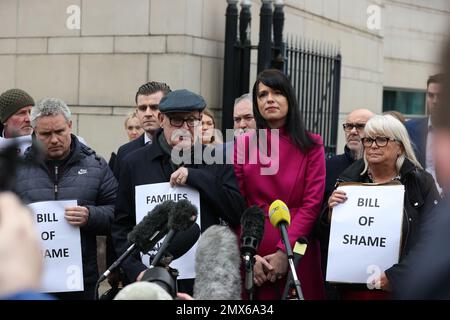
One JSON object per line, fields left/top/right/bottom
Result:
{"left": 14, "top": 98, "right": 117, "bottom": 300}
{"left": 111, "top": 89, "right": 246, "bottom": 295}
{"left": 113, "top": 81, "right": 171, "bottom": 179}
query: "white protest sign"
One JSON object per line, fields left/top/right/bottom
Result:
{"left": 135, "top": 182, "right": 201, "bottom": 280}
{"left": 28, "top": 200, "right": 84, "bottom": 293}
{"left": 326, "top": 184, "right": 404, "bottom": 284}
{"left": 0, "top": 135, "right": 32, "bottom": 156}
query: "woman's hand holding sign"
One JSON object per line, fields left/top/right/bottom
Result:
{"left": 327, "top": 189, "right": 348, "bottom": 222}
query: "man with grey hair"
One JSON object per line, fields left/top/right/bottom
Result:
{"left": 233, "top": 93, "right": 256, "bottom": 136}
{"left": 14, "top": 98, "right": 117, "bottom": 300}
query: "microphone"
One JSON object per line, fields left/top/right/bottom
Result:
{"left": 98, "top": 201, "right": 175, "bottom": 284}
{"left": 268, "top": 199, "right": 303, "bottom": 300}
{"left": 151, "top": 223, "right": 201, "bottom": 267}
{"left": 150, "top": 199, "right": 198, "bottom": 267}
{"left": 193, "top": 225, "right": 242, "bottom": 300}
{"left": 268, "top": 199, "right": 292, "bottom": 256}
{"left": 240, "top": 206, "right": 265, "bottom": 299}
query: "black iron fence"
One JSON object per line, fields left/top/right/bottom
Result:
{"left": 284, "top": 37, "right": 341, "bottom": 158}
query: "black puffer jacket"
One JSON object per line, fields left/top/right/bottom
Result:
{"left": 321, "top": 158, "right": 440, "bottom": 293}
{"left": 15, "top": 135, "right": 117, "bottom": 289}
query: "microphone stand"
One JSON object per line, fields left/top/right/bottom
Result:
{"left": 280, "top": 227, "right": 303, "bottom": 300}
{"left": 282, "top": 255, "right": 303, "bottom": 300}
{"left": 243, "top": 255, "right": 255, "bottom": 300}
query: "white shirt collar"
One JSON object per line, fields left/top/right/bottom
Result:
{"left": 144, "top": 132, "right": 152, "bottom": 145}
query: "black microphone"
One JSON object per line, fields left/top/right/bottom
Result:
{"left": 98, "top": 201, "right": 175, "bottom": 284}
{"left": 150, "top": 199, "right": 198, "bottom": 267}
{"left": 193, "top": 225, "right": 242, "bottom": 300}
{"left": 151, "top": 223, "right": 201, "bottom": 267}
{"left": 140, "top": 225, "right": 200, "bottom": 299}
{"left": 240, "top": 206, "right": 265, "bottom": 299}
{"left": 165, "top": 223, "right": 201, "bottom": 262}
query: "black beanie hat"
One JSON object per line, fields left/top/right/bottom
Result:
{"left": 0, "top": 89, "right": 35, "bottom": 123}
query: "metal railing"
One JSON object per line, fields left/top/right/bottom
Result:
{"left": 284, "top": 37, "right": 341, "bottom": 158}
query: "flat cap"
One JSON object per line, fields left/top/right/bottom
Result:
{"left": 158, "top": 89, "right": 206, "bottom": 114}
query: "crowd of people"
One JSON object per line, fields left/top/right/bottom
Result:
{"left": 0, "top": 40, "right": 449, "bottom": 301}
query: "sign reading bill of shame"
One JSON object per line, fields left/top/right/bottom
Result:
{"left": 28, "top": 200, "right": 83, "bottom": 293}
{"left": 135, "top": 182, "right": 201, "bottom": 280}
{"left": 326, "top": 183, "right": 404, "bottom": 284}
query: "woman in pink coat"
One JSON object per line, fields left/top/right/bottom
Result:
{"left": 234, "top": 69, "right": 326, "bottom": 300}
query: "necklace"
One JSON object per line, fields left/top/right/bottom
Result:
{"left": 368, "top": 170, "right": 401, "bottom": 183}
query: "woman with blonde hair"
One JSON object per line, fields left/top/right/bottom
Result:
{"left": 324, "top": 114, "right": 440, "bottom": 299}
{"left": 124, "top": 111, "right": 144, "bottom": 141}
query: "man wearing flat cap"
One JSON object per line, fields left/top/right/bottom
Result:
{"left": 0, "top": 88, "right": 34, "bottom": 154}
{"left": 111, "top": 89, "right": 245, "bottom": 295}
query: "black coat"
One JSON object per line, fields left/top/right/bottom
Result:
{"left": 113, "top": 133, "right": 146, "bottom": 179}
{"left": 111, "top": 129, "right": 246, "bottom": 283}
{"left": 15, "top": 135, "right": 118, "bottom": 291}
{"left": 320, "top": 158, "right": 440, "bottom": 293}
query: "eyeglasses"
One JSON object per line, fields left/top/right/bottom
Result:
{"left": 362, "top": 136, "right": 396, "bottom": 148}
{"left": 233, "top": 115, "right": 254, "bottom": 123}
{"left": 343, "top": 123, "right": 366, "bottom": 132}
{"left": 168, "top": 116, "right": 201, "bottom": 128}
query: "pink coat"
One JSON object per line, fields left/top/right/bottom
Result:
{"left": 234, "top": 127, "right": 326, "bottom": 300}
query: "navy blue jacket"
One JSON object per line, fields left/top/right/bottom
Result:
{"left": 405, "top": 117, "right": 428, "bottom": 168}
{"left": 15, "top": 136, "right": 117, "bottom": 291}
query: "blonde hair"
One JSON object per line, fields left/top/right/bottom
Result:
{"left": 362, "top": 114, "right": 422, "bottom": 175}
{"left": 124, "top": 111, "right": 139, "bottom": 128}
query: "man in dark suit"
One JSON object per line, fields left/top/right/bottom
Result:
{"left": 405, "top": 74, "right": 444, "bottom": 193}
{"left": 113, "top": 81, "right": 171, "bottom": 179}
{"left": 107, "top": 82, "right": 171, "bottom": 291}
{"left": 111, "top": 89, "right": 245, "bottom": 296}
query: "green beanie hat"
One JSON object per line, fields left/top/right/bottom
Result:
{"left": 0, "top": 89, "right": 35, "bottom": 123}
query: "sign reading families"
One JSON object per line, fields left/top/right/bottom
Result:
{"left": 326, "top": 184, "right": 404, "bottom": 284}
{"left": 135, "top": 182, "right": 201, "bottom": 279}
{"left": 28, "top": 200, "right": 83, "bottom": 293}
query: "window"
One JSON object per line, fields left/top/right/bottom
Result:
{"left": 383, "top": 89, "right": 425, "bottom": 115}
